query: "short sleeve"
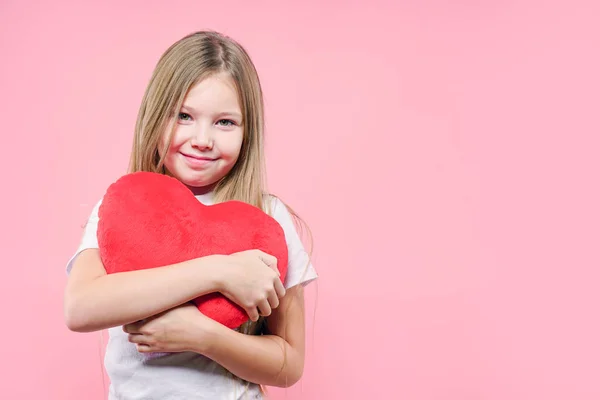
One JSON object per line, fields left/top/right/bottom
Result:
{"left": 65, "top": 199, "right": 102, "bottom": 275}
{"left": 269, "top": 197, "right": 318, "bottom": 289}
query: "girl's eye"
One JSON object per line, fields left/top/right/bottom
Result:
{"left": 178, "top": 112, "right": 192, "bottom": 121}
{"left": 217, "top": 119, "right": 236, "bottom": 127}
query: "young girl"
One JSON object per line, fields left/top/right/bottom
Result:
{"left": 63, "top": 30, "right": 318, "bottom": 400}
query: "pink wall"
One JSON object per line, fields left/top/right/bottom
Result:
{"left": 1, "top": 0, "right": 599, "bottom": 398}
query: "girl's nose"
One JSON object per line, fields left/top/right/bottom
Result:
{"left": 190, "top": 127, "right": 213, "bottom": 150}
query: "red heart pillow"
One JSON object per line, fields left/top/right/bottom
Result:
{"left": 96, "top": 171, "right": 289, "bottom": 329}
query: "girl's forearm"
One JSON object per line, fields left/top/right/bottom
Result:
{"left": 195, "top": 323, "right": 303, "bottom": 388}
{"left": 64, "top": 255, "right": 225, "bottom": 333}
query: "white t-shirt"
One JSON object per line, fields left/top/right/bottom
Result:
{"left": 66, "top": 192, "right": 318, "bottom": 400}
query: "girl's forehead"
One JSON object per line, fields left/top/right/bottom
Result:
{"left": 182, "top": 73, "right": 241, "bottom": 113}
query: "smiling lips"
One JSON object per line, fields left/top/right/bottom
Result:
{"left": 181, "top": 152, "right": 216, "bottom": 167}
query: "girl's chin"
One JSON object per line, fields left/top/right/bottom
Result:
{"left": 166, "top": 165, "right": 230, "bottom": 192}
{"left": 178, "top": 176, "right": 219, "bottom": 192}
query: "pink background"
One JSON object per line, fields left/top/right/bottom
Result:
{"left": 1, "top": 0, "right": 599, "bottom": 398}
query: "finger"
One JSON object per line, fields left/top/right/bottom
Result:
{"left": 274, "top": 279, "right": 286, "bottom": 299}
{"left": 257, "top": 298, "right": 272, "bottom": 317}
{"left": 123, "top": 321, "right": 143, "bottom": 334}
{"left": 246, "top": 307, "right": 260, "bottom": 322}
{"left": 136, "top": 343, "right": 152, "bottom": 353}
{"left": 267, "top": 290, "right": 280, "bottom": 310}
{"left": 128, "top": 334, "right": 145, "bottom": 344}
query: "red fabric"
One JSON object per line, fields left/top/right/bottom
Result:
{"left": 97, "top": 171, "right": 288, "bottom": 329}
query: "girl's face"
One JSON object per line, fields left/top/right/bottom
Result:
{"left": 160, "top": 72, "right": 244, "bottom": 192}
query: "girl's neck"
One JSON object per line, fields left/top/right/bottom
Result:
{"left": 187, "top": 183, "right": 215, "bottom": 196}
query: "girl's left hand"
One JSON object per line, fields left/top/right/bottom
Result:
{"left": 123, "top": 302, "right": 213, "bottom": 354}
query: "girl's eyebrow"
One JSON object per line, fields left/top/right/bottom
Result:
{"left": 181, "top": 104, "right": 242, "bottom": 120}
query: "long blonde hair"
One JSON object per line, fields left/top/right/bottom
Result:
{"left": 126, "top": 30, "right": 313, "bottom": 395}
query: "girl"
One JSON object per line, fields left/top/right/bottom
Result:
{"left": 63, "top": 30, "right": 318, "bottom": 400}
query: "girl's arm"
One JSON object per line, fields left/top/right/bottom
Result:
{"left": 64, "top": 249, "right": 225, "bottom": 332}
{"left": 64, "top": 248, "right": 284, "bottom": 333}
{"left": 195, "top": 285, "right": 307, "bottom": 388}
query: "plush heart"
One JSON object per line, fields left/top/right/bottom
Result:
{"left": 96, "top": 171, "right": 288, "bottom": 329}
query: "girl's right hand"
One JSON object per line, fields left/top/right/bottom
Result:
{"left": 217, "top": 250, "right": 286, "bottom": 322}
